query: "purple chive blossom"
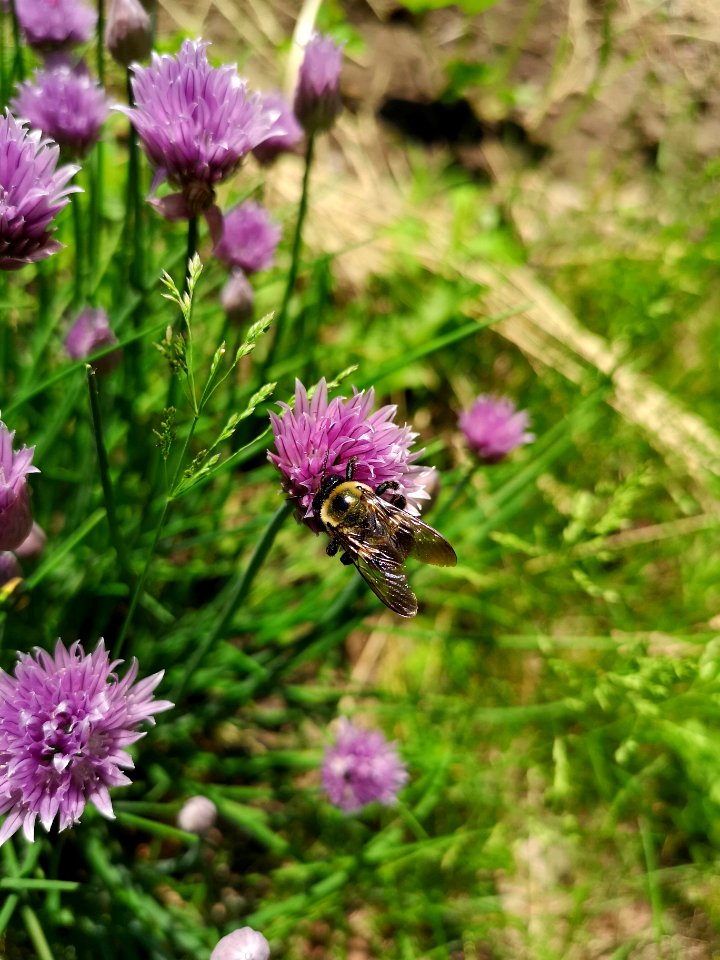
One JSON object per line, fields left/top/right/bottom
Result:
{"left": 268, "top": 378, "right": 436, "bottom": 531}
{"left": 105, "top": 0, "right": 152, "bottom": 67}
{"left": 459, "top": 395, "right": 534, "bottom": 464}
{"left": 121, "top": 40, "right": 277, "bottom": 222}
{"left": 322, "top": 718, "right": 408, "bottom": 814}
{"left": 17, "top": 0, "right": 97, "bottom": 53}
{"left": 0, "top": 639, "right": 173, "bottom": 845}
{"left": 12, "top": 62, "right": 109, "bottom": 158}
{"left": 294, "top": 33, "right": 343, "bottom": 135}
{"left": 0, "top": 422, "right": 39, "bottom": 553}
{"left": 213, "top": 201, "right": 280, "bottom": 274}
{"left": 211, "top": 928, "right": 270, "bottom": 960}
{"left": 252, "top": 91, "right": 303, "bottom": 164}
{"left": 65, "top": 307, "right": 121, "bottom": 374}
{"left": 0, "top": 113, "right": 81, "bottom": 270}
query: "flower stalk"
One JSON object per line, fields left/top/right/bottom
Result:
{"left": 263, "top": 133, "right": 315, "bottom": 370}
{"left": 171, "top": 501, "right": 292, "bottom": 704}
{"left": 86, "top": 367, "right": 132, "bottom": 584}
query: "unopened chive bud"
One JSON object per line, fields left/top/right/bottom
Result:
{"left": 105, "top": 0, "right": 152, "bottom": 67}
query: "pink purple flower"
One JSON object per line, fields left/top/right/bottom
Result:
{"left": 268, "top": 378, "right": 436, "bottom": 531}
{"left": 17, "top": 0, "right": 97, "bottom": 53}
{"left": 0, "top": 639, "right": 173, "bottom": 845}
{"left": 12, "top": 61, "right": 109, "bottom": 158}
{"left": 176, "top": 795, "right": 217, "bottom": 834}
{"left": 105, "top": 0, "right": 152, "bottom": 67}
{"left": 0, "top": 113, "right": 81, "bottom": 269}
{"left": 213, "top": 201, "right": 280, "bottom": 274}
{"left": 252, "top": 91, "right": 303, "bottom": 164}
{"left": 65, "top": 307, "right": 121, "bottom": 374}
{"left": 322, "top": 718, "right": 408, "bottom": 814}
{"left": 294, "top": 33, "right": 343, "bottom": 135}
{"left": 0, "top": 421, "right": 39, "bottom": 553}
{"left": 121, "top": 40, "right": 276, "bottom": 221}
{"left": 459, "top": 395, "right": 534, "bottom": 463}
{"left": 211, "top": 928, "right": 270, "bottom": 960}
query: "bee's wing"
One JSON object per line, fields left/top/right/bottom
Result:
{"left": 374, "top": 496, "right": 457, "bottom": 568}
{"left": 353, "top": 550, "right": 419, "bottom": 618}
{"left": 332, "top": 515, "right": 419, "bottom": 617}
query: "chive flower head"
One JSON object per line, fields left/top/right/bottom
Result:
{"left": 17, "top": 0, "right": 97, "bottom": 52}
{"left": 0, "top": 113, "right": 80, "bottom": 269}
{"left": 322, "top": 718, "right": 408, "bottom": 814}
{"left": 0, "top": 640, "right": 172, "bottom": 845}
{"left": 459, "top": 395, "right": 534, "bottom": 463}
{"left": 13, "top": 61, "right": 109, "bottom": 158}
{"left": 122, "top": 39, "right": 276, "bottom": 220}
{"left": 268, "top": 378, "right": 436, "bottom": 531}
{"left": 213, "top": 201, "right": 280, "bottom": 274}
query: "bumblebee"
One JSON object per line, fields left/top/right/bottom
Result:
{"left": 312, "top": 456, "right": 457, "bottom": 617}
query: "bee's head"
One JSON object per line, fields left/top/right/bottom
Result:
{"left": 312, "top": 472, "right": 344, "bottom": 517}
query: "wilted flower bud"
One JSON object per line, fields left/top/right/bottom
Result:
{"left": 65, "top": 308, "right": 121, "bottom": 375}
{"left": 0, "top": 552, "right": 21, "bottom": 587}
{"left": 0, "top": 422, "right": 39, "bottom": 553}
{"left": 220, "top": 269, "right": 254, "bottom": 325}
{"left": 294, "top": 33, "right": 343, "bottom": 135}
{"left": 14, "top": 523, "right": 46, "bottom": 561}
{"left": 105, "top": 0, "right": 152, "bottom": 67}
{"left": 211, "top": 927, "right": 270, "bottom": 960}
{"left": 176, "top": 796, "right": 217, "bottom": 834}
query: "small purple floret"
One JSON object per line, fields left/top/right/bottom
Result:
{"left": 294, "top": 33, "right": 343, "bottom": 135}
{"left": 322, "top": 718, "right": 408, "bottom": 814}
{"left": 0, "top": 639, "right": 173, "bottom": 846}
{"left": 13, "top": 62, "right": 109, "bottom": 158}
{"left": 214, "top": 201, "right": 281, "bottom": 274}
{"left": 0, "top": 113, "right": 81, "bottom": 270}
{"left": 121, "top": 40, "right": 276, "bottom": 219}
{"left": 17, "top": 0, "right": 97, "bottom": 52}
{"left": 0, "top": 422, "right": 39, "bottom": 553}
{"left": 252, "top": 91, "right": 303, "bottom": 164}
{"left": 459, "top": 395, "right": 534, "bottom": 463}
{"left": 268, "top": 378, "right": 436, "bottom": 531}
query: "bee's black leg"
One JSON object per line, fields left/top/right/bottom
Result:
{"left": 326, "top": 538, "right": 340, "bottom": 557}
{"left": 375, "top": 479, "right": 399, "bottom": 496}
{"left": 391, "top": 494, "right": 407, "bottom": 509}
{"left": 340, "top": 552, "right": 354, "bottom": 566}
{"left": 346, "top": 456, "right": 358, "bottom": 481}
